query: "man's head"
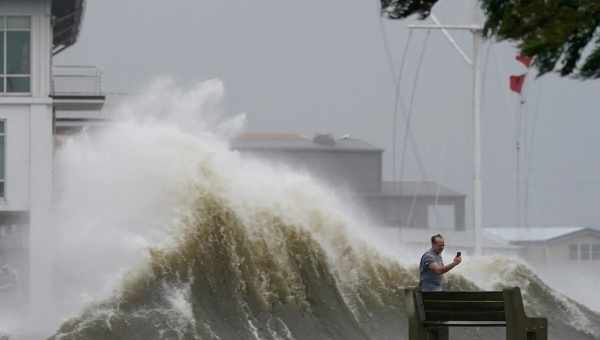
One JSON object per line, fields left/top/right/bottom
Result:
{"left": 431, "top": 234, "right": 445, "bottom": 254}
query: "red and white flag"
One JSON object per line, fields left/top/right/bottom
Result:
{"left": 516, "top": 54, "right": 533, "bottom": 68}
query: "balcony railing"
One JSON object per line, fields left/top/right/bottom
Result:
{"left": 52, "top": 65, "right": 103, "bottom": 97}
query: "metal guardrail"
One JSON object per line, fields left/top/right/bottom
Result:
{"left": 52, "top": 65, "right": 103, "bottom": 96}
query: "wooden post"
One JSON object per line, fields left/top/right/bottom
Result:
{"left": 405, "top": 288, "right": 428, "bottom": 340}
{"left": 504, "top": 287, "right": 550, "bottom": 340}
{"left": 428, "top": 326, "right": 449, "bottom": 340}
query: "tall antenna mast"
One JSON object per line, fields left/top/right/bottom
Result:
{"left": 408, "top": 1, "right": 484, "bottom": 255}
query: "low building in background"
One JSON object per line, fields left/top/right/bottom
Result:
{"left": 360, "top": 181, "right": 465, "bottom": 229}
{"left": 486, "top": 227, "right": 600, "bottom": 267}
{"left": 232, "top": 132, "right": 511, "bottom": 255}
{"left": 232, "top": 133, "right": 467, "bottom": 228}
{"left": 485, "top": 226, "right": 600, "bottom": 309}
{"left": 232, "top": 132, "right": 383, "bottom": 193}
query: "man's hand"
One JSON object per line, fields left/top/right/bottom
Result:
{"left": 453, "top": 256, "right": 462, "bottom": 266}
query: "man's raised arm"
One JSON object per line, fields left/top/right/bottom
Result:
{"left": 429, "top": 256, "right": 462, "bottom": 274}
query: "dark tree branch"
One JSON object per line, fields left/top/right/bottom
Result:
{"left": 381, "top": 0, "right": 600, "bottom": 79}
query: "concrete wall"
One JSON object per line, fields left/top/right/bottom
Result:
{"left": 241, "top": 149, "right": 383, "bottom": 193}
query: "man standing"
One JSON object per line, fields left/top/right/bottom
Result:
{"left": 419, "top": 234, "right": 462, "bottom": 291}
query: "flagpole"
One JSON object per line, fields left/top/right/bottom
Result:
{"left": 510, "top": 59, "right": 532, "bottom": 230}
{"left": 407, "top": 22, "right": 484, "bottom": 256}
{"left": 516, "top": 91, "right": 524, "bottom": 229}
{"left": 472, "top": 29, "right": 483, "bottom": 256}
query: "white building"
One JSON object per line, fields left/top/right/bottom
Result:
{"left": 0, "top": 0, "right": 103, "bottom": 312}
{"left": 486, "top": 226, "right": 600, "bottom": 310}
{"left": 486, "top": 227, "right": 600, "bottom": 267}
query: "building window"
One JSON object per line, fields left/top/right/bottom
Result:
{"left": 592, "top": 244, "right": 600, "bottom": 261}
{"left": 580, "top": 244, "right": 591, "bottom": 261}
{"left": 568, "top": 243, "right": 600, "bottom": 261}
{"left": 0, "top": 120, "right": 5, "bottom": 198}
{"left": 0, "top": 16, "right": 31, "bottom": 94}
{"left": 569, "top": 244, "right": 578, "bottom": 261}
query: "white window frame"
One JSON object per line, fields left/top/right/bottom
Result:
{"left": 580, "top": 243, "right": 591, "bottom": 261}
{"left": 0, "top": 15, "right": 32, "bottom": 96}
{"left": 568, "top": 244, "right": 578, "bottom": 261}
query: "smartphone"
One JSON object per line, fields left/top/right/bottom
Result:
{"left": 457, "top": 251, "right": 462, "bottom": 257}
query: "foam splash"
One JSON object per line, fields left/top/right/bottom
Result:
{"left": 458, "top": 256, "right": 600, "bottom": 338}
{"left": 163, "top": 281, "right": 196, "bottom": 334}
{"left": 14, "top": 78, "right": 596, "bottom": 340}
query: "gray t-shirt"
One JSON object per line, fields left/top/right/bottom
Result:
{"left": 419, "top": 249, "right": 444, "bottom": 291}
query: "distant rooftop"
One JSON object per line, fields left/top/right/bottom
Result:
{"left": 362, "top": 181, "right": 465, "bottom": 198}
{"left": 231, "top": 132, "right": 382, "bottom": 152}
{"left": 52, "top": 0, "right": 86, "bottom": 53}
{"left": 485, "top": 227, "right": 600, "bottom": 243}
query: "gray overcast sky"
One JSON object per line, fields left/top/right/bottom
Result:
{"left": 57, "top": 0, "right": 600, "bottom": 228}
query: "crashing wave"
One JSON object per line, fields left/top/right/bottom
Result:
{"left": 49, "top": 164, "right": 600, "bottom": 340}
{"left": 45, "top": 80, "right": 600, "bottom": 340}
